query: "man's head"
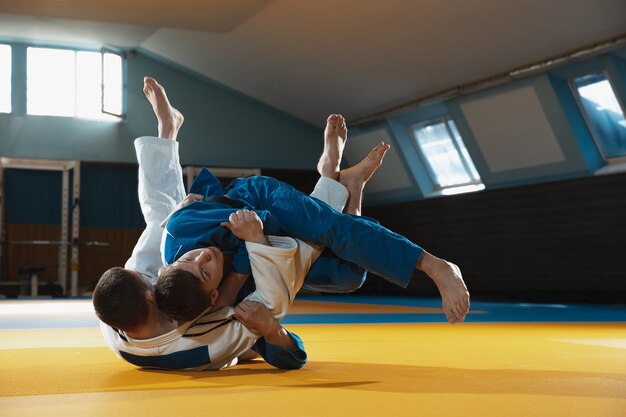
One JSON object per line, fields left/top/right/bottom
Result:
{"left": 92, "top": 267, "right": 153, "bottom": 331}
{"left": 155, "top": 247, "right": 224, "bottom": 323}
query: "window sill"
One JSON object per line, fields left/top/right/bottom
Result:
{"left": 426, "top": 183, "right": 486, "bottom": 198}
{"left": 594, "top": 161, "right": 626, "bottom": 176}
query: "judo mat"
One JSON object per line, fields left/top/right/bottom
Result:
{"left": 0, "top": 296, "right": 624, "bottom": 417}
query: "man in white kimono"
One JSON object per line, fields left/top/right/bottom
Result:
{"left": 94, "top": 77, "right": 377, "bottom": 370}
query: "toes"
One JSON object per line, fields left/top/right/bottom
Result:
{"left": 144, "top": 76, "right": 157, "bottom": 88}
{"left": 334, "top": 116, "right": 343, "bottom": 130}
{"left": 444, "top": 301, "right": 467, "bottom": 324}
{"left": 454, "top": 304, "right": 465, "bottom": 321}
{"left": 447, "top": 313, "right": 457, "bottom": 324}
{"left": 326, "top": 115, "right": 339, "bottom": 132}
{"left": 373, "top": 142, "right": 390, "bottom": 153}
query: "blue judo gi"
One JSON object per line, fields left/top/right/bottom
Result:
{"left": 163, "top": 169, "right": 424, "bottom": 291}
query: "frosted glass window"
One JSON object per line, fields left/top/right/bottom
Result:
{"left": 103, "top": 52, "right": 123, "bottom": 116}
{"left": 76, "top": 51, "right": 103, "bottom": 118}
{"left": 572, "top": 73, "right": 626, "bottom": 159}
{"left": 27, "top": 48, "right": 76, "bottom": 117}
{"left": 412, "top": 118, "right": 482, "bottom": 190}
{"left": 27, "top": 47, "right": 123, "bottom": 120}
{"left": 0, "top": 44, "right": 11, "bottom": 113}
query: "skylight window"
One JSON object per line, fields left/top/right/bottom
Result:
{"left": 571, "top": 73, "right": 626, "bottom": 159}
{"left": 26, "top": 47, "right": 123, "bottom": 120}
{"left": 0, "top": 44, "right": 11, "bottom": 113}
{"left": 412, "top": 118, "right": 483, "bottom": 194}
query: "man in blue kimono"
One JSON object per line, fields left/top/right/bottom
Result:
{"left": 158, "top": 135, "right": 470, "bottom": 325}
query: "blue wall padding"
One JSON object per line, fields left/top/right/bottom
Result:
{"left": 5, "top": 169, "right": 62, "bottom": 224}
{"left": 4, "top": 164, "right": 144, "bottom": 229}
{"left": 79, "top": 163, "right": 144, "bottom": 229}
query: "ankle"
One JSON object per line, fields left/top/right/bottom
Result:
{"left": 158, "top": 119, "right": 179, "bottom": 140}
{"left": 319, "top": 166, "right": 339, "bottom": 180}
{"left": 416, "top": 252, "right": 445, "bottom": 279}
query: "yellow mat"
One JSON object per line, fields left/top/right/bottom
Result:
{"left": 1, "top": 322, "right": 625, "bottom": 417}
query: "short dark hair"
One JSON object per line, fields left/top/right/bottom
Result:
{"left": 155, "top": 265, "right": 214, "bottom": 323}
{"left": 92, "top": 267, "right": 151, "bottom": 331}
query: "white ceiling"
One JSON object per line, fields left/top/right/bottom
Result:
{"left": 0, "top": 0, "right": 625, "bottom": 126}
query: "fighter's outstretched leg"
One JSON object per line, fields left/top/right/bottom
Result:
{"left": 339, "top": 142, "right": 390, "bottom": 215}
{"left": 317, "top": 114, "right": 347, "bottom": 180}
{"left": 143, "top": 76, "right": 184, "bottom": 140}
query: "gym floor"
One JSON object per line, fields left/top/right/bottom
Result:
{"left": 1, "top": 296, "right": 624, "bottom": 417}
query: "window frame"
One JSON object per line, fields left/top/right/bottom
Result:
{"left": 568, "top": 70, "right": 626, "bottom": 163}
{"left": 100, "top": 47, "right": 124, "bottom": 118}
{"left": 25, "top": 45, "right": 125, "bottom": 120}
{"left": 410, "top": 116, "right": 483, "bottom": 192}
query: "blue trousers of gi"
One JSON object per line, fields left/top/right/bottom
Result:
{"left": 225, "top": 176, "right": 424, "bottom": 288}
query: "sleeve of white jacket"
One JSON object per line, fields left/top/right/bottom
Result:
{"left": 124, "top": 136, "right": 186, "bottom": 282}
{"left": 243, "top": 236, "right": 299, "bottom": 321}
{"left": 241, "top": 176, "right": 350, "bottom": 320}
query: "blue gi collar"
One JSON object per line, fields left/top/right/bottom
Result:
{"left": 189, "top": 168, "right": 224, "bottom": 199}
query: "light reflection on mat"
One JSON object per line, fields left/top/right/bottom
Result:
{"left": 0, "top": 297, "right": 623, "bottom": 330}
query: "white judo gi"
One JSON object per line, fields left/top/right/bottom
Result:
{"left": 99, "top": 136, "right": 348, "bottom": 370}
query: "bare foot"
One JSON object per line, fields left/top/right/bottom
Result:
{"left": 339, "top": 141, "right": 390, "bottom": 215}
{"left": 143, "top": 76, "right": 184, "bottom": 140}
{"left": 339, "top": 141, "right": 389, "bottom": 191}
{"left": 419, "top": 254, "right": 470, "bottom": 324}
{"left": 317, "top": 114, "right": 347, "bottom": 180}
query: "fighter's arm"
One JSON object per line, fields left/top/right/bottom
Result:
{"left": 214, "top": 210, "right": 305, "bottom": 368}
{"left": 211, "top": 210, "right": 266, "bottom": 310}
{"left": 235, "top": 300, "right": 306, "bottom": 369}
{"left": 178, "top": 239, "right": 305, "bottom": 371}
{"left": 235, "top": 301, "right": 294, "bottom": 346}
{"left": 211, "top": 271, "right": 250, "bottom": 311}
{"left": 125, "top": 137, "right": 186, "bottom": 280}
{"left": 219, "top": 209, "right": 299, "bottom": 319}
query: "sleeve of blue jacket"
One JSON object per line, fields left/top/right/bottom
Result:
{"left": 252, "top": 331, "right": 307, "bottom": 369}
